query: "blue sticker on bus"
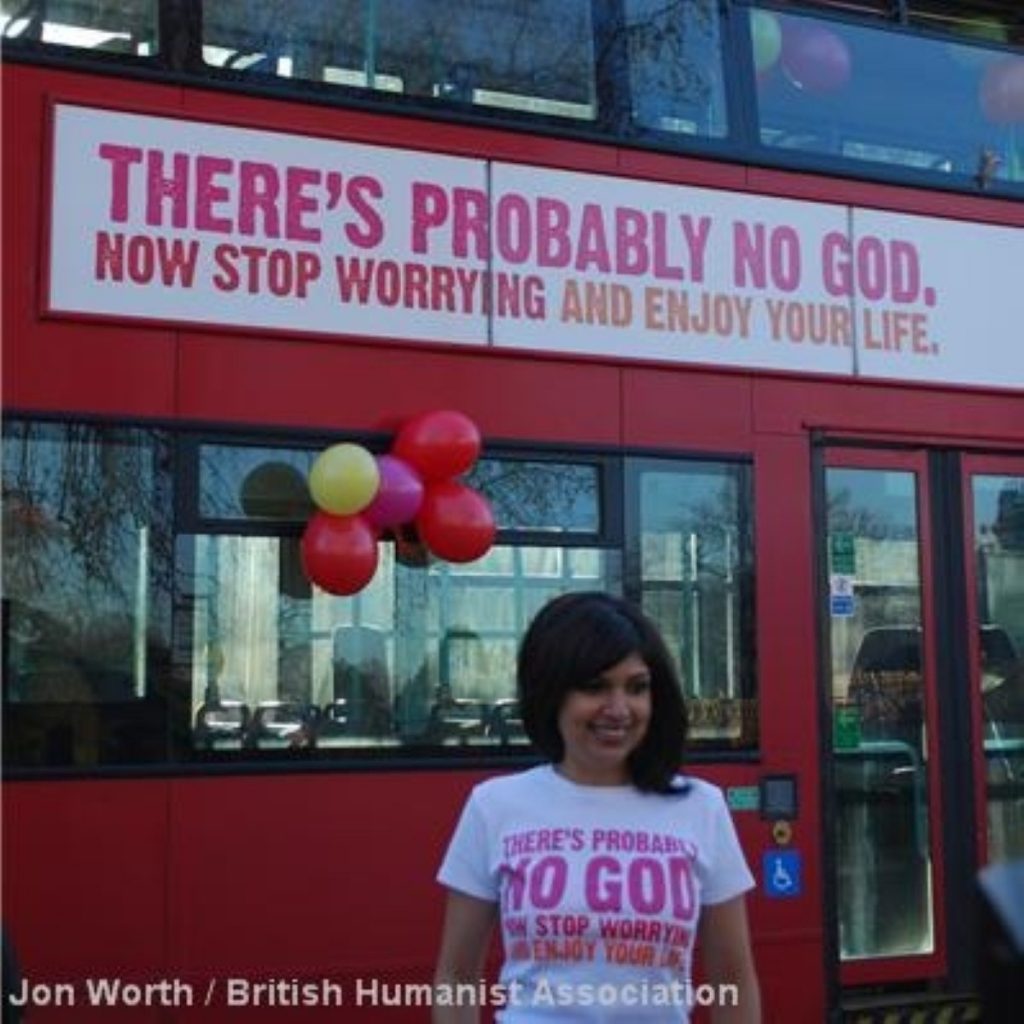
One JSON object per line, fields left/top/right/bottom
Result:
{"left": 763, "top": 850, "right": 802, "bottom": 899}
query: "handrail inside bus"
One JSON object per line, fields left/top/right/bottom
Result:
{"left": 836, "top": 739, "right": 927, "bottom": 858}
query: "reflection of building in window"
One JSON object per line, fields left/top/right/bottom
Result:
{"left": 78, "top": 613, "right": 139, "bottom": 701}
{"left": 279, "top": 643, "right": 313, "bottom": 704}
{"left": 394, "top": 662, "right": 433, "bottom": 740}
{"left": 332, "top": 625, "right": 392, "bottom": 736}
{"left": 2, "top": 599, "right": 175, "bottom": 765}
{"left": 439, "top": 627, "right": 481, "bottom": 698}
{"left": 994, "top": 486, "right": 1024, "bottom": 549}
{"left": 2, "top": 601, "right": 100, "bottom": 764}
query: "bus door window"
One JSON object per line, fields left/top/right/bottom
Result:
{"left": 971, "top": 474, "right": 1024, "bottom": 863}
{"left": 826, "top": 466, "right": 935, "bottom": 961}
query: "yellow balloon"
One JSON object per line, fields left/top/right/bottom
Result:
{"left": 308, "top": 443, "right": 380, "bottom": 515}
{"left": 752, "top": 10, "right": 782, "bottom": 74}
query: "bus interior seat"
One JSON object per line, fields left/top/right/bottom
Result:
{"left": 427, "top": 696, "right": 490, "bottom": 742}
{"left": 487, "top": 699, "right": 525, "bottom": 744}
{"left": 981, "top": 627, "right": 1023, "bottom": 730}
{"left": 851, "top": 626, "right": 922, "bottom": 676}
{"left": 851, "top": 624, "right": 1017, "bottom": 678}
{"left": 194, "top": 700, "right": 250, "bottom": 748}
{"left": 249, "top": 700, "right": 318, "bottom": 747}
{"left": 981, "top": 624, "right": 1018, "bottom": 678}
{"left": 848, "top": 626, "right": 923, "bottom": 734}
{"left": 319, "top": 699, "right": 349, "bottom": 738}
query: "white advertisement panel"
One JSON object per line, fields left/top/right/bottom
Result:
{"left": 48, "top": 104, "right": 1024, "bottom": 390}
{"left": 852, "top": 209, "right": 1024, "bottom": 389}
{"left": 48, "top": 104, "right": 490, "bottom": 346}
{"left": 489, "top": 162, "right": 853, "bottom": 377}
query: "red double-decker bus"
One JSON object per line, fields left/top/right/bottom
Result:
{"left": 3, "top": 2, "right": 1022, "bottom": 1021}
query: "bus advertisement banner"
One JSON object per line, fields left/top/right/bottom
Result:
{"left": 47, "top": 103, "right": 1024, "bottom": 390}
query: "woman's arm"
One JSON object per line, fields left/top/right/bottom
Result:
{"left": 697, "top": 895, "right": 761, "bottom": 1024}
{"left": 433, "top": 890, "right": 499, "bottom": 1024}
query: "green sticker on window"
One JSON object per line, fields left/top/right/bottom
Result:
{"left": 833, "top": 705, "right": 862, "bottom": 751}
{"left": 830, "top": 533, "right": 856, "bottom": 575}
{"left": 726, "top": 786, "right": 760, "bottom": 812}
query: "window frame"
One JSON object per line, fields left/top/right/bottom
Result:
{"left": 3, "top": 416, "right": 763, "bottom": 773}
{"left": 624, "top": 451, "right": 759, "bottom": 751}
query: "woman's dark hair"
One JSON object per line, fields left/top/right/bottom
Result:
{"left": 517, "top": 591, "right": 688, "bottom": 793}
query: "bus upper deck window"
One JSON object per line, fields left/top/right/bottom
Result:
{"left": 625, "top": 0, "right": 729, "bottom": 139}
{"left": 201, "top": 0, "right": 596, "bottom": 122}
{"left": 0, "top": 0, "right": 157, "bottom": 55}
{"left": 752, "top": 4, "right": 1024, "bottom": 186}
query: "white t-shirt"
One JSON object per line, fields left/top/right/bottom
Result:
{"left": 437, "top": 765, "right": 754, "bottom": 1022}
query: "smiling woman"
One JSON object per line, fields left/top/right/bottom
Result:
{"left": 516, "top": 593, "right": 687, "bottom": 794}
{"left": 433, "top": 592, "right": 762, "bottom": 1023}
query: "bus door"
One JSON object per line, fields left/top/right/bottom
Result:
{"left": 818, "top": 446, "right": 1024, "bottom": 1003}
{"left": 962, "top": 455, "right": 1024, "bottom": 870}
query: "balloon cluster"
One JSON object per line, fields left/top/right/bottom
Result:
{"left": 753, "top": 11, "right": 852, "bottom": 96}
{"left": 301, "top": 411, "right": 496, "bottom": 596}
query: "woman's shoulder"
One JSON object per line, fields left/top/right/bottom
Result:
{"left": 669, "top": 774, "right": 729, "bottom": 807}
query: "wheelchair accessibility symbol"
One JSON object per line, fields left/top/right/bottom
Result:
{"left": 762, "top": 850, "right": 802, "bottom": 899}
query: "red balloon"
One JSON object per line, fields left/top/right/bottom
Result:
{"left": 393, "top": 410, "right": 482, "bottom": 483}
{"left": 416, "top": 482, "right": 496, "bottom": 563}
{"left": 301, "top": 512, "right": 379, "bottom": 595}
{"left": 781, "top": 21, "right": 852, "bottom": 95}
{"left": 980, "top": 57, "right": 1024, "bottom": 124}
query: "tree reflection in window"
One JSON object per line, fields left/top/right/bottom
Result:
{"left": 2, "top": 421, "right": 173, "bottom": 705}
{"left": 467, "top": 458, "right": 600, "bottom": 534}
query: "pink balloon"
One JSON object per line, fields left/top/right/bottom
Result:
{"left": 782, "top": 21, "right": 852, "bottom": 95}
{"left": 980, "top": 57, "right": 1024, "bottom": 124}
{"left": 363, "top": 455, "right": 425, "bottom": 530}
